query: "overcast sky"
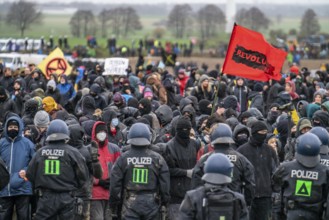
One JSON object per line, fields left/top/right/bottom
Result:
{"left": 1, "top": 0, "right": 328, "bottom": 4}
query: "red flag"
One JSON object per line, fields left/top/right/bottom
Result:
{"left": 222, "top": 24, "right": 287, "bottom": 82}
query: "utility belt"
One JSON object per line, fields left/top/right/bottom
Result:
{"left": 285, "top": 199, "right": 324, "bottom": 213}
{"left": 35, "top": 188, "right": 76, "bottom": 197}
{"left": 124, "top": 189, "right": 160, "bottom": 203}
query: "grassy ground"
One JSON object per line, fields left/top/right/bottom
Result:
{"left": 0, "top": 13, "right": 328, "bottom": 50}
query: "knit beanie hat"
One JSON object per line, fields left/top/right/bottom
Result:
{"left": 7, "top": 119, "right": 19, "bottom": 128}
{"left": 34, "top": 110, "right": 50, "bottom": 128}
{"left": 251, "top": 121, "right": 268, "bottom": 134}
{"left": 198, "top": 74, "right": 209, "bottom": 86}
{"left": 127, "top": 97, "right": 139, "bottom": 108}
{"left": 95, "top": 122, "right": 107, "bottom": 134}
{"left": 144, "top": 91, "right": 153, "bottom": 98}
{"left": 176, "top": 116, "right": 192, "bottom": 131}
{"left": 253, "top": 83, "right": 263, "bottom": 92}
{"left": 47, "top": 80, "right": 56, "bottom": 90}
{"left": 42, "top": 96, "right": 57, "bottom": 113}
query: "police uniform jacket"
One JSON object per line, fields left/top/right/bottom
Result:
{"left": 109, "top": 147, "right": 170, "bottom": 207}
{"left": 272, "top": 160, "right": 329, "bottom": 216}
{"left": 191, "top": 146, "right": 255, "bottom": 205}
{"left": 26, "top": 142, "right": 89, "bottom": 192}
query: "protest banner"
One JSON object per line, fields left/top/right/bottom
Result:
{"left": 38, "top": 47, "right": 72, "bottom": 80}
{"left": 103, "top": 58, "right": 129, "bottom": 76}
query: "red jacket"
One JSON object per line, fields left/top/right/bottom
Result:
{"left": 91, "top": 121, "right": 121, "bottom": 200}
{"left": 196, "top": 144, "right": 214, "bottom": 161}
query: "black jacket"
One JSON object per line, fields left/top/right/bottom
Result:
{"left": 272, "top": 160, "right": 329, "bottom": 217}
{"left": 238, "top": 139, "right": 279, "bottom": 198}
{"left": 191, "top": 146, "right": 255, "bottom": 205}
{"left": 110, "top": 147, "right": 170, "bottom": 207}
{"left": 179, "top": 184, "right": 248, "bottom": 220}
{"left": 69, "top": 124, "right": 103, "bottom": 198}
{"left": 165, "top": 137, "right": 199, "bottom": 203}
{"left": 26, "top": 142, "right": 89, "bottom": 192}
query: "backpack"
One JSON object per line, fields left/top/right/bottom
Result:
{"left": 202, "top": 189, "right": 240, "bottom": 220}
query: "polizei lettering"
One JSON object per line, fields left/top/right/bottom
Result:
{"left": 41, "top": 149, "right": 64, "bottom": 157}
{"left": 320, "top": 159, "right": 329, "bottom": 167}
{"left": 232, "top": 45, "right": 275, "bottom": 75}
{"left": 227, "top": 154, "right": 237, "bottom": 162}
{"left": 291, "top": 170, "right": 318, "bottom": 180}
{"left": 127, "top": 157, "right": 152, "bottom": 165}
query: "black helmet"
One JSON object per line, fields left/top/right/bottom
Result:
{"left": 296, "top": 133, "right": 321, "bottom": 168}
{"left": 210, "top": 123, "right": 234, "bottom": 145}
{"left": 127, "top": 123, "right": 151, "bottom": 146}
{"left": 202, "top": 153, "right": 234, "bottom": 185}
{"left": 309, "top": 127, "right": 329, "bottom": 154}
{"left": 46, "top": 119, "right": 70, "bottom": 142}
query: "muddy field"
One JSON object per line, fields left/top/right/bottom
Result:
{"left": 127, "top": 56, "right": 328, "bottom": 73}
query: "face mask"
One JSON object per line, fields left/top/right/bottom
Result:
{"left": 251, "top": 133, "right": 267, "bottom": 145}
{"left": 236, "top": 133, "right": 248, "bottom": 146}
{"left": 96, "top": 132, "right": 107, "bottom": 142}
{"left": 8, "top": 129, "right": 19, "bottom": 139}
{"left": 176, "top": 128, "right": 191, "bottom": 139}
{"left": 267, "top": 111, "right": 279, "bottom": 123}
{"left": 111, "top": 118, "right": 119, "bottom": 127}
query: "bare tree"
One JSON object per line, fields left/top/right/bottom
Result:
{"left": 236, "top": 7, "right": 270, "bottom": 31}
{"left": 70, "top": 10, "right": 96, "bottom": 37}
{"left": 98, "top": 9, "right": 110, "bottom": 38}
{"left": 300, "top": 9, "right": 320, "bottom": 37}
{"left": 6, "top": 0, "right": 42, "bottom": 37}
{"left": 197, "top": 4, "right": 226, "bottom": 40}
{"left": 167, "top": 4, "right": 192, "bottom": 38}
{"left": 107, "top": 7, "right": 142, "bottom": 38}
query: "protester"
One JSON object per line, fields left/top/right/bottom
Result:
{"left": 0, "top": 116, "right": 35, "bottom": 220}
{"left": 0, "top": 45, "right": 328, "bottom": 220}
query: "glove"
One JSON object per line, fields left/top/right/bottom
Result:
{"left": 90, "top": 141, "right": 99, "bottom": 162}
{"left": 186, "top": 169, "right": 193, "bottom": 178}
{"left": 98, "top": 178, "right": 110, "bottom": 189}
{"left": 110, "top": 206, "right": 119, "bottom": 220}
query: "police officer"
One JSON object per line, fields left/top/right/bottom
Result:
{"left": 272, "top": 133, "right": 329, "bottom": 219}
{"left": 26, "top": 119, "right": 89, "bottom": 219}
{"left": 309, "top": 126, "right": 329, "bottom": 167}
{"left": 179, "top": 153, "right": 249, "bottom": 220}
{"left": 191, "top": 123, "right": 255, "bottom": 206}
{"left": 109, "top": 123, "right": 170, "bottom": 219}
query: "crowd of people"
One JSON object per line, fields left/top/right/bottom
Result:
{"left": 0, "top": 58, "right": 328, "bottom": 220}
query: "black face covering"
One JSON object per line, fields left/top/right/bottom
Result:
{"left": 236, "top": 133, "right": 248, "bottom": 146}
{"left": 251, "top": 133, "right": 267, "bottom": 145}
{"left": 267, "top": 111, "right": 279, "bottom": 124}
{"left": 0, "top": 96, "right": 6, "bottom": 102}
{"left": 176, "top": 128, "right": 191, "bottom": 139}
{"left": 8, "top": 129, "right": 19, "bottom": 139}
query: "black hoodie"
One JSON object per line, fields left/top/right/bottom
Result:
{"left": 68, "top": 124, "right": 102, "bottom": 198}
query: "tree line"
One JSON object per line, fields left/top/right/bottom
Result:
{"left": 1, "top": 0, "right": 322, "bottom": 40}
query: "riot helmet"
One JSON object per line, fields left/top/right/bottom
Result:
{"left": 210, "top": 123, "right": 235, "bottom": 145}
{"left": 309, "top": 127, "right": 329, "bottom": 154}
{"left": 296, "top": 133, "right": 321, "bottom": 168}
{"left": 202, "top": 153, "right": 234, "bottom": 185}
{"left": 46, "top": 119, "right": 70, "bottom": 142}
{"left": 127, "top": 122, "right": 151, "bottom": 146}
